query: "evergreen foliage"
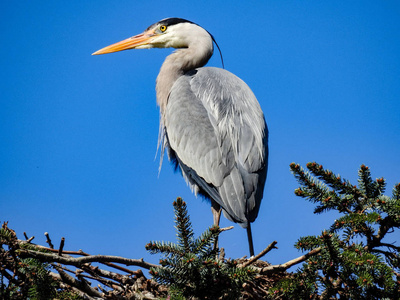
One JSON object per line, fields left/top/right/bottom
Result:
{"left": 1, "top": 163, "right": 399, "bottom": 299}
{"left": 18, "top": 258, "right": 57, "bottom": 300}
{"left": 146, "top": 197, "right": 256, "bottom": 299}
{"left": 270, "top": 162, "right": 400, "bottom": 299}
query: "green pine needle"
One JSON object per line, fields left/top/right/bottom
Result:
{"left": 146, "top": 197, "right": 255, "bottom": 299}
{"left": 285, "top": 163, "right": 400, "bottom": 298}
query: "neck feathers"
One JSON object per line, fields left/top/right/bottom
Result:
{"left": 156, "top": 36, "right": 213, "bottom": 114}
{"left": 155, "top": 26, "right": 213, "bottom": 171}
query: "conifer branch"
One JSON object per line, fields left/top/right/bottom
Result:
{"left": 278, "top": 162, "right": 400, "bottom": 298}
{"left": 145, "top": 197, "right": 257, "bottom": 299}
{"left": 2, "top": 163, "right": 398, "bottom": 299}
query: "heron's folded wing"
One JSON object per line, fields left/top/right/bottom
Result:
{"left": 165, "top": 67, "right": 268, "bottom": 225}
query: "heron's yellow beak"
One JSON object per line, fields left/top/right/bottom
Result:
{"left": 92, "top": 29, "right": 156, "bottom": 55}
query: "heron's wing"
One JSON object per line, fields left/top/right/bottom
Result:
{"left": 164, "top": 67, "right": 268, "bottom": 226}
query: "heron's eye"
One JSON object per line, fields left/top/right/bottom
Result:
{"left": 160, "top": 25, "right": 167, "bottom": 32}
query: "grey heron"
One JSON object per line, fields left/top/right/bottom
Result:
{"left": 93, "top": 18, "right": 268, "bottom": 256}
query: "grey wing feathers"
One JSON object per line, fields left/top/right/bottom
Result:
{"left": 164, "top": 67, "right": 268, "bottom": 227}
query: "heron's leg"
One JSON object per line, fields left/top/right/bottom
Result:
{"left": 211, "top": 201, "right": 221, "bottom": 253}
{"left": 211, "top": 205, "right": 222, "bottom": 227}
{"left": 246, "top": 223, "right": 255, "bottom": 257}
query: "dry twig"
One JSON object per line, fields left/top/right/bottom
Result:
{"left": 257, "top": 247, "right": 322, "bottom": 274}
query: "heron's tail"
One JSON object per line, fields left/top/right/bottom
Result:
{"left": 247, "top": 223, "right": 255, "bottom": 257}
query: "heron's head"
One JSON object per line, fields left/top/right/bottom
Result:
{"left": 92, "top": 18, "right": 213, "bottom": 55}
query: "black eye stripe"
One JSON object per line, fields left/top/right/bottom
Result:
{"left": 160, "top": 18, "right": 194, "bottom": 27}
{"left": 146, "top": 18, "right": 195, "bottom": 31}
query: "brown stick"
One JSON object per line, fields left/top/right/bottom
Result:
{"left": 23, "top": 232, "right": 35, "bottom": 243}
{"left": 54, "top": 265, "right": 104, "bottom": 298}
{"left": 240, "top": 241, "right": 278, "bottom": 267}
{"left": 44, "top": 232, "right": 54, "bottom": 249}
{"left": 219, "top": 226, "right": 234, "bottom": 232}
{"left": 39, "top": 247, "right": 138, "bottom": 274}
{"left": 257, "top": 247, "right": 322, "bottom": 274}
{"left": 58, "top": 237, "right": 65, "bottom": 256}
{"left": 18, "top": 249, "right": 160, "bottom": 269}
{"left": 19, "top": 240, "right": 137, "bottom": 275}
{"left": 50, "top": 272, "right": 99, "bottom": 300}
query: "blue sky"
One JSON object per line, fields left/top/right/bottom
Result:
{"left": 1, "top": 1, "right": 399, "bottom": 270}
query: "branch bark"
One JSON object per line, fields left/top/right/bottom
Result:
{"left": 256, "top": 247, "right": 322, "bottom": 274}
{"left": 54, "top": 265, "right": 104, "bottom": 298}
{"left": 18, "top": 249, "right": 160, "bottom": 270}
{"left": 240, "top": 241, "right": 278, "bottom": 267}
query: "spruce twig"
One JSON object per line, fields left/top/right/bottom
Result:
{"left": 273, "top": 162, "right": 400, "bottom": 299}
{"left": 146, "top": 197, "right": 256, "bottom": 299}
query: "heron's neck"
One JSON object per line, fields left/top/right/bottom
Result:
{"left": 156, "top": 45, "right": 213, "bottom": 115}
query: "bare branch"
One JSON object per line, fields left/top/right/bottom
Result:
{"left": 18, "top": 241, "right": 141, "bottom": 275}
{"left": 380, "top": 242, "right": 400, "bottom": 251}
{"left": 219, "top": 226, "right": 234, "bottom": 232}
{"left": 44, "top": 232, "right": 54, "bottom": 249}
{"left": 54, "top": 265, "right": 104, "bottom": 298}
{"left": 23, "top": 232, "right": 34, "bottom": 243}
{"left": 58, "top": 237, "right": 65, "bottom": 256}
{"left": 50, "top": 272, "right": 99, "bottom": 300}
{"left": 257, "top": 247, "right": 322, "bottom": 274}
{"left": 240, "top": 241, "right": 278, "bottom": 267}
{"left": 18, "top": 249, "right": 160, "bottom": 270}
